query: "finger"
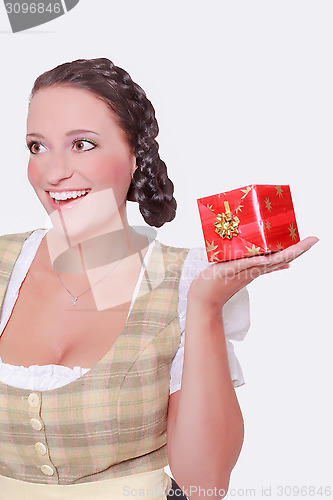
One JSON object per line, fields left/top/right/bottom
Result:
{"left": 225, "top": 250, "right": 293, "bottom": 274}
{"left": 232, "top": 262, "right": 291, "bottom": 289}
{"left": 210, "top": 236, "right": 319, "bottom": 276}
{"left": 250, "top": 237, "right": 318, "bottom": 269}
{"left": 264, "top": 263, "right": 291, "bottom": 274}
{"left": 226, "top": 238, "right": 316, "bottom": 288}
{"left": 212, "top": 254, "right": 273, "bottom": 276}
{"left": 269, "top": 236, "right": 319, "bottom": 264}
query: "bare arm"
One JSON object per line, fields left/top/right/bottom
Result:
{"left": 167, "top": 236, "right": 318, "bottom": 500}
{"left": 167, "top": 299, "right": 243, "bottom": 500}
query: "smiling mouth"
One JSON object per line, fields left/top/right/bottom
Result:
{"left": 47, "top": 190, "right": 91, "bottom": 208}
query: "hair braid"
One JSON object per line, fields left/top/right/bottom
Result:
{"left": 29, "top": 57, "right": 177, "bottom": 227}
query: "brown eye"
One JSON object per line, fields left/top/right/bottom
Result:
{"left": 28, "top": 142, "right": 47, "bottom": 155}
{"left": 75, "top": 141, "right": 84, "bottom": 151}
{"left": 73, "top": 139, "right": 97, "bottom": 152}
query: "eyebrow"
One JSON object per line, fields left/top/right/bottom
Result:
{"left": 26, "top": 129, "right": 101, "bottom": 139}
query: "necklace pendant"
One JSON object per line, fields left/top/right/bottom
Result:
{"left": 72, "top": 297, "right": 78, "bottom": 306}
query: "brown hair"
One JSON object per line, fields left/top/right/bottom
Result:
{"left": 29, "top": 57, "right": 177, "bottom": 227}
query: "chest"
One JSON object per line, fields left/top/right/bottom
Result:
{"left": 0, "top": 265, "right": 137, "bottom": 369}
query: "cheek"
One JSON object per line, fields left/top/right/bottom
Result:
{"left": 90, "top": 155, "right": 131, "bottom": 186}
{"left": 27, "top": 159, "right": 43, "bottom": 188}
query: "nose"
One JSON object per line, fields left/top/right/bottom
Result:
{"left": 45, "top": 151, "right": 74, "bottom": 185}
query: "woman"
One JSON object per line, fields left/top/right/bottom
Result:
{"left": 0, "top": 57, "right": 318, "bottom": 499}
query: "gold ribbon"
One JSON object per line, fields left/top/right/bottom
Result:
{"left": 214, "top": 201, "right": 240, "bottom": 239}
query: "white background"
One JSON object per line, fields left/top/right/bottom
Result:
{"left": 0, "top": 1, "right": 331, "bottom": 498}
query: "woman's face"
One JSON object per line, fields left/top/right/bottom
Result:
{"left": 26, "top": 85, "right": 137, "bottom": 243}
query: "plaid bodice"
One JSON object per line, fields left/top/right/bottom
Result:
{"left": 0, "top": 230, "right": 190, "bottom": 485}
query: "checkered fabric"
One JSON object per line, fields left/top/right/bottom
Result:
{"left": 0, "top": 230, "right": 190, "bottom": 485}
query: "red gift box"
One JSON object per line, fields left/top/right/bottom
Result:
{"left": 197, "top": 184, "right": 300, "bottom": 262}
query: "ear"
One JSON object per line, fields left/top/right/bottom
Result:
{"left": 131, "top": 159, "right": 138, "bottom": 177}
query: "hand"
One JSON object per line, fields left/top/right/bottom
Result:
{"left": 187, "top": 237, "right": 319, "bottom": 309}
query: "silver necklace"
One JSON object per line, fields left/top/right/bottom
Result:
{"left": 54, "top": 231, "right": 133, "bottom": 306}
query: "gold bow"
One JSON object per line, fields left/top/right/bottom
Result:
{"left": 214, "top": 201, "right": 240, "bottom": 239}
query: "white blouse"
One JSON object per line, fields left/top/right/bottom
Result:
{"left": 0, "top": 229, "right": 250, "bottom": 393}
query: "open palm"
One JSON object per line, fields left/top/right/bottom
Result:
{"left": 187, "top": 237, "right": 319, "bottom": 308}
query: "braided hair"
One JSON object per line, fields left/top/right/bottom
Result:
{"left": 29, "top": 58, "right": 177, "bottom": 228}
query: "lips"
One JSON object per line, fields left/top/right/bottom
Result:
{"left": 46, "top": 190, "right": 91, "bottom": 211}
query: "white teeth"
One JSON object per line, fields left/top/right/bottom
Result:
{"left": 49, "top": 190, "right": 89, "bottom": 201}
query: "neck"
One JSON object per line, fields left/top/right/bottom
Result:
{"left": 41, "top": 215, "right": 141, "bottom": 276}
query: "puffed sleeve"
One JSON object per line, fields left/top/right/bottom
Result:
{"left": 169, "top": 247, "right": 250, "bottom": 395}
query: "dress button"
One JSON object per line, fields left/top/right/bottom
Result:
{"left": 41, "top": 465, "right": 54, "bottom": 476}
{"left": 29, "top": 418, "right": 43, "bottom": 431}
{"left": 34, "top": 442, "right": 47, "bottom": 455}
{"left": 28, "top": 393, "right": 40, "bottom": 407}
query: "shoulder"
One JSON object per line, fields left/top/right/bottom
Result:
{"left": 0, "top": 228, "right": 44, "bottom": 243}
{"left": 158, "top": 241, "right": 191, "bottom": 258}
{"left": 180, "top": 246, "right": 210, "bottom": 283}
{"left": 158, "top": 241, "right": 208, "bottom": 265}
{"left": 0, "top": 229, "right": 36, "bottom": 252}
{"left": 0, "top": 228, "right": 47, "bottom": 260}
{"left": 156, "top": 242, "right": 211, "bottom": 279}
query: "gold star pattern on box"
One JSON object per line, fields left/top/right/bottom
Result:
{"left": 197, "top": 184, "right": 299, "bottom": 263}
{"left": 288, "top": 223, "right": 297, "bottom": 240}
{"left": 245, "top": 244, "right": 262, "bottom": 256}
{"left": 205, "top": 240, "right": 220, "bottom": 262}
{"left": 206, "top": 240, "right": 218, "bottom": 252}
{"left": 265, "top": 197, "right": 272, "bottom": 212}
{"left": 275, "top": 185, "right": 283, "bottom": 198}
{"left": 240, "top": 186, "right": 252, "bottom": 199}
{"left": 209, "top": 251, "right": 221, "bottom": 262}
